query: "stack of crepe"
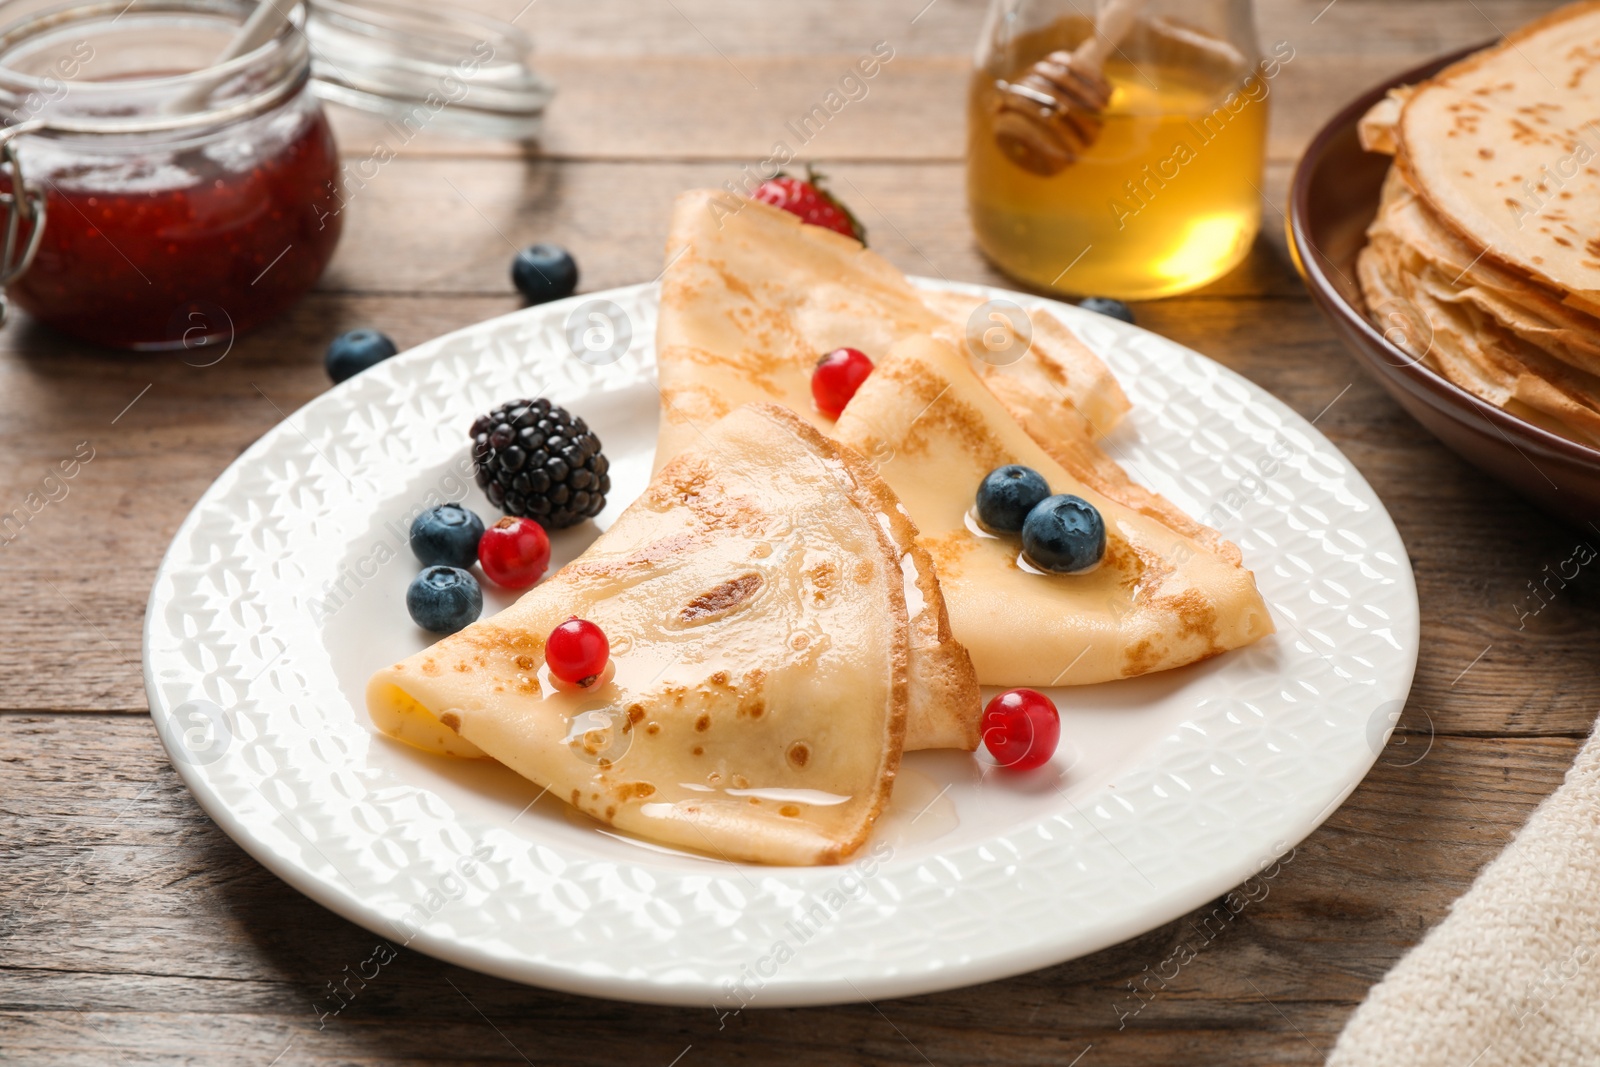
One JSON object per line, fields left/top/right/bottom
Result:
{"left": 1356, "top": 0, "right": 1600, "bottom": 449}
{"left": 367, "top": 188, "right": 1273, "bottom": 866}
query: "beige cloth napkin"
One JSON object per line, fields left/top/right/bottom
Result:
{"left": 1329, "top": 722, "right": 1600, "bottom": 1066}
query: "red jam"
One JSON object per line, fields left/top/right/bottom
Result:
{"left": 6, "top": 107, "right": 341, "bottom": 350}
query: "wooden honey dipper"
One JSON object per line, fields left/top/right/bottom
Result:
{"left": 990, "top": 0, "right": 1149, "bottom": 176}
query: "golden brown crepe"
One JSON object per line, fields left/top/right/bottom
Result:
{"left": 1393, "top": 1, "right": 1600, "bottom": 316}
{"left": 369, "top": 403, "right": 980, "bottom": 866}
{"left": 915, "top": 287, "right": 1131, "bottom": 442}
{"left": 1368, "top": 165, "right": 1600, "bottom": 377}
{"left": 835, "top": 335, "right": 1274, "bottom": 686}
{"left": 1355, "top": 6, "right": 1600, "bottom": 449}
{"left": 1355, "top": 88, "right": 1409, "bottom": 156}
{"left": 1358, "top": 159, "right": 1600, "bottom": 447}
{"left": 376, "top": 427, "right": 979, "bottom": 758}
{"left": 1360, "top": 225, "right": 1600, "bottom": 446}
{"left": 653, "top": 189, "right": 1130, "bottom": 471}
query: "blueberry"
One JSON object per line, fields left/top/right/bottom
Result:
{"left": 512, "top": 244, "right": 579, "bottom": 304}
{"left": 1021, "top": 494, "right": 1106, "bottom": 573}
{"left": 406, "top": 566, "right": 483, "bottom": 634}
{"left": 409, "top": 503, "right": 485, "bottom": 569}
{"left": 976, "top": 464, "right": 1051, "bottom": 533}
{"left": 325, "top": 329, "right": 399, "bottom": 383}
{"left": 1079, "top": 297, "right": 1134, "bottom": 325}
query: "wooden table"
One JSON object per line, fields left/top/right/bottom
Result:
{"left": 6, "top": 1, "right": 1598, "bottom": 1063}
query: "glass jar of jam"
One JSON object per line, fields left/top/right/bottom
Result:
{"left": 0, "top": 0, "right": 341, "bottom": 350}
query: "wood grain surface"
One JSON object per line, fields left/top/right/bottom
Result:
{"left": 4, "top": 0, "right": 1599, "bottom": 1064}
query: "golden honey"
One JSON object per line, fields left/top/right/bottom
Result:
{"left": 968, "top": 19, "right": 1276, "bottom": 300}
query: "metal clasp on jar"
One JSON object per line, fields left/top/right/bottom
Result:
{"left": 0, "top": 120, "right": 47, "bottom": 324}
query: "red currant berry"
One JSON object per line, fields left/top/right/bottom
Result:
{"left": 811, "top": 347, "right": 874, "bottom": 419}
{"left": 546, "top": 617, "right": 610, "bottom": 686}
{"left": 981, "top": 688, "right": 1060, "bottom": 770}
{"left": 477, "top": 516, "right": 551, "bottom": 590}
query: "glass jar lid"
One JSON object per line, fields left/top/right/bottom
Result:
{"left": 304, "top": 0, "right": 553, "bottom": 139}
{"left": 0, "top": 0, "right": 553, "bottom": 140}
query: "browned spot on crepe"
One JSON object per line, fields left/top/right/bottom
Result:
{"left": 681, "top": 572, "right": 763, "bottom": 623}
{"left": 919, "top": 532, "right": 979, "bottom": 581}
{"left": 876, "top": 357, "right": 1011, "bottom": 471}
{"left": 645, "top": 459, "right": 765, "bottom": 533}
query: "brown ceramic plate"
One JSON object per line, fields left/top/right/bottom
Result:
{"left": 1288, "top": 44, "right": 1600, "bottom": 528}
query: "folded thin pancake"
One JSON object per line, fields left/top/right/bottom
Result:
{"left": 653, "top": 188, "right": 1130, "bottom": 471}
{"left": 835, "top": 336, "right": 1274, "bottom": 686}
{"left": 915, "top": 286, "right": 1132, "bottom": 444}
{"left": 374, "top": 431, "right": 979, "bottom": 759}
{"left": 369, "top": 403, "right": 979, "bottom": 866}
{"left": 1359, "top": 230, "right": 1600, "bottom": 447}
{"left": 1394, "top": 1, "right": 1600, "bottom": 316}
{"left": 1352, "top": 73, "right": 1600, "bottom": 455}
{"left": 1367, "top": 165, "right": 1600, "bottom": 378}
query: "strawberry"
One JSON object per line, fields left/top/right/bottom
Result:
{"left": 750, "top": 167, "right": 867, "bottom": 244}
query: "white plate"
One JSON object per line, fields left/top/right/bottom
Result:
{"left": 145, "top": 280, "right": 1418, "bottom": 1007}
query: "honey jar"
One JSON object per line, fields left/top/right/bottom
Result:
{"left": 968, "top": 0, "right": 1278, "bottom": 300}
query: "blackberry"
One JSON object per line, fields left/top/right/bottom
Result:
{"left": 470, "top": 398, "right": 609, "bottom": 529}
